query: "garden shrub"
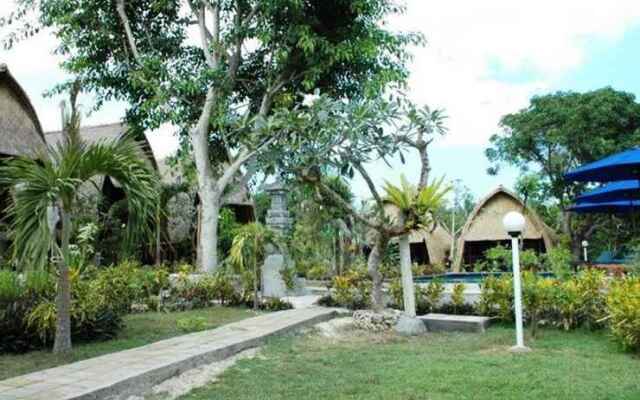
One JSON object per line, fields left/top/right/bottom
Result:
{"left": 544, "top": 246, "right": 573, "bottom": 280}
{"left": 328, "top": 268, "right": 371, "bottom": 310}
{"left": 0, "top": 268, "right": 123, "bottom": 353}
{"left": 417, "top": 278, "right": 445, "bottom": 314}
{"left": 606, "top": 276, "right": 640, "bottom": 352}
{"left": 451, "top": 282, "right": 466, "bottom": 313}
{"left": 177, "top": 317, "right": 208, "bottom": 333}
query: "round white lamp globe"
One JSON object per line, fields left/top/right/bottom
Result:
{"left": 503, "top": 211, "right": 525, "bottom": 236}
{"left": 581, "top": 240, "right": 589, "bottom": 248}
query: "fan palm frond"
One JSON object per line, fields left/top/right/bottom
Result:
{"left": 0, "top": 135, "right": 159, "bottom": 269}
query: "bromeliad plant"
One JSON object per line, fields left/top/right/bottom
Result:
{"left": 0, "top": 93, "right": 158, "bottom": 354}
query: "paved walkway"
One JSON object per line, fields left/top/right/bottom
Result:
{"left": 0, "top": 307, "right": 340, "bottom": 400}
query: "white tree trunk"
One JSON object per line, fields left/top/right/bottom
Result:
{"left": 199, "top": 184, "right": 221, "bottom": 272}
{"left": 399, "top": 234, "right": 416, "bottom": 317}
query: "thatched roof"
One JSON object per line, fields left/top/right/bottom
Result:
{"left": 45, "top": 122, "right": 158, "bottom": 171}
{"left": 408, "top": 223, "right": 453, "bottom": 265}
{"left": 453, "top": 186, "right": 556, "bottom": 270}
{"left": 0, "top": 63, "right": 46, "bottom": 157}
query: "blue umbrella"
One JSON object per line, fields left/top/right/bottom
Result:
{"left": 564, "top": 148, "right": 640, "bottom": 182}
{"left": 568, "top": 200, "right": 640, "bottom": 214}
{"left": 575, "top": 180, "right": 640, "bottom": 203}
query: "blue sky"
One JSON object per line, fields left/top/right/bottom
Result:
{"left": 2, "top": 1, "right": 640, "bottom": 204}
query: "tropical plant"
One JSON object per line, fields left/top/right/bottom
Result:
{"left": 606, "top": 276, "right": 640, "bottom": 352}
{"left": 229, "top": 222, "right": 278, "bottom": 311}
{"left": 383, "top": 175, "right": 450, "bottom": 317}
{"left": 451, "top": 283, "right": 466, "bottom": 313}
{"left": 0, "top": 94, "right": 158, "bottom": 353}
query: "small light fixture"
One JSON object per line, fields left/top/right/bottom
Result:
{"left": 502, "top": 211, "right": 525, "bottom": 237}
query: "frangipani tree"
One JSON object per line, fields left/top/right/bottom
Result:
{"left": 383, "top": 175, "right": 450, "bottom": 316}
{"left": 269, "top": 94, "right": 449, "bottom": 311}
{"left": 0, "top": 99, "right": 158, "bottom": 354}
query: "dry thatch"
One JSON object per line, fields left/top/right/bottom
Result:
{"left": 0, "top": 63, "right": 46, "bottom": 157}
{"left": 453, "top": 186, "right": 556, "bottom": 271}
{"left": 408, "top": 223, "right": 453, "bottom": 265}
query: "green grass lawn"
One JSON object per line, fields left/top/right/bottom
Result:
{"left": 180, "top": 325, "right": 640, "bottom": 400}
{"left": 0, "top": 306, "right": 257, "bottom": 381}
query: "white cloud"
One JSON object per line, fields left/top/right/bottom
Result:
{"left": 390, "top": 0, "right": 640, "bottom": 146}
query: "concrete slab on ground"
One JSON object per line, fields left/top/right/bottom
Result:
{"left": 0, "top": 307, "right": 340, "bottom": 400}
{"left": 419, "top": 313, "right": 491, "bottom": 333}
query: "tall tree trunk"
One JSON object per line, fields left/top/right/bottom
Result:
{"left": 53, "top": 208, "right": 72, "bottom": 354}
{"left": 367, "top": 232, "right": 388, "bottom": 312}
{"left": 199, "top": 185, "right": 221, "bottom": 272}
{"left": 191, "top": 86, "right": 220, "bottom": 273}
{"left": 398, "top": 233, "right": 416, "bottom": 317}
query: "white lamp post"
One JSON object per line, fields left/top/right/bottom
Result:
{"left": 502, "top": 211, "right": 531, "bottom": 353}
{"left": 582, "top": 240, "right": 589, "bottom": 263}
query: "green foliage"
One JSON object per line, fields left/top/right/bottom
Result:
{"left": 0, "top": 268, "right": 125, "bottom": 353}
{"left": 606, "top": 276, "right": 640, "bottom": 352}
{"left": 421, "top": 278, "right": 445, "bottom": 313}
{"left": 218, "top": 208, "right": 241, "bottom": 259}
{"left": 329, "top": 268, "right": 371, "bottom": 310}
{"left": 451, "top": 283, "right": 466, "bottom": 312}
{"left": 383, "top": 175, "right": 451, "bottom": 230}
{"left": 487, "top": 87, "right": 640, "bottom": 252}
{"left": 544, "top": 246, "right": 573, "bottom": 280}
{"left": 176, "top": 317, "right": 208, "bottom": 333}
{"left": 0, "top": 134, "right": 159, "bottom": 269}
{"left": 477, "top": 275, "right": 514, "bottom": 321}
{"left": 475, "top": 245, "right": 512, "bottom": 272}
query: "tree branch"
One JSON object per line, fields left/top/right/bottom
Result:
{"left": 353, "top": 161, "right": 383, "bottom": 208}
{"left": 116, "top": 0, "right": 141, "bottom": 64}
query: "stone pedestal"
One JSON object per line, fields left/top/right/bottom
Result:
{"left": 262, "top": 253, "right": 288, "bottom": 298}
{"left": 261, "top": 181, "right": 292, "bottom": 298}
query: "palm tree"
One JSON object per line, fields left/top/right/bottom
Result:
{"left": 0, "top": 99, "right": 158, "bottom": 354}
{"left": 384, "top": 175, "right": 450, "bottom": 317}
{"left": 229, "top": 222, "right": 278, "bottom": 311}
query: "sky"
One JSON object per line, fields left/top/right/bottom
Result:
{"left": 2, "top": 0, "right": 640, "bottom": 203}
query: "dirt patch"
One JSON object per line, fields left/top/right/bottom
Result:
{"left": 123, "top": 348, "right": 260, "bottom": 400}
{"left": 311, "top": 317, "right": 401, "bottom": 346}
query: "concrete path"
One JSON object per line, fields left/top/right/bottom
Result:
{"left": 0, "top": 307, "right": 341, "bottom": 400}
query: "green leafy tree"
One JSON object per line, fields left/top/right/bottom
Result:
{"left": 0, "top": 94, "right": 158, "bottom": 354}
{"left": 5, "top": 0, "right": 418, "bottom": 273}
{"left": 487, "top": 88, "right": 640, "bottom": 258}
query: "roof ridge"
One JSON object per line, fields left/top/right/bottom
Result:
{"left": 45, "top": 121, "right": 126, "bottom": 135}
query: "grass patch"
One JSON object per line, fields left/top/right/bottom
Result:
{"left": 0, "top": 306, "right": 257, "bottom": 380}
{"left": 181, "top": 325, "right": 640, "bottom": 400}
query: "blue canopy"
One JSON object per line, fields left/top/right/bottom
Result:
{"left": 576, "top": 180, "right": 640, "bottom": 203}
{"left": 568, "top": 200, "right": 640, "bottom": 214}
{"left": 564, "top": 148, "right": 640, "bottom": 182}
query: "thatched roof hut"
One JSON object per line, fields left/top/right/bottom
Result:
{"left": 0, "top": 63, "right": 46, "bottom": 158}
{"left": 453, "top": 186, "right": 555, "bottom": 271}
{"left": 408, "top": 223, "right": 453, "bottom": 266}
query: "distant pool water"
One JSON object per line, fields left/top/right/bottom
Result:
{"left": 414, "top": 271, "right": 555, "bottom": 284}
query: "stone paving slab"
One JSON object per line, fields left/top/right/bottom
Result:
{"left": 419, "top": 313, "right": 491, "bottom": 333}
{"left": 0, "top": 307, "right": 341, "bottom": 400}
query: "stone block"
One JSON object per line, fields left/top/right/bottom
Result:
{"left": 394, "top": 315, "right": 427, "bottom": 336}
{"left": 419, "top": 313, "right": 491, "bottom": 333}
